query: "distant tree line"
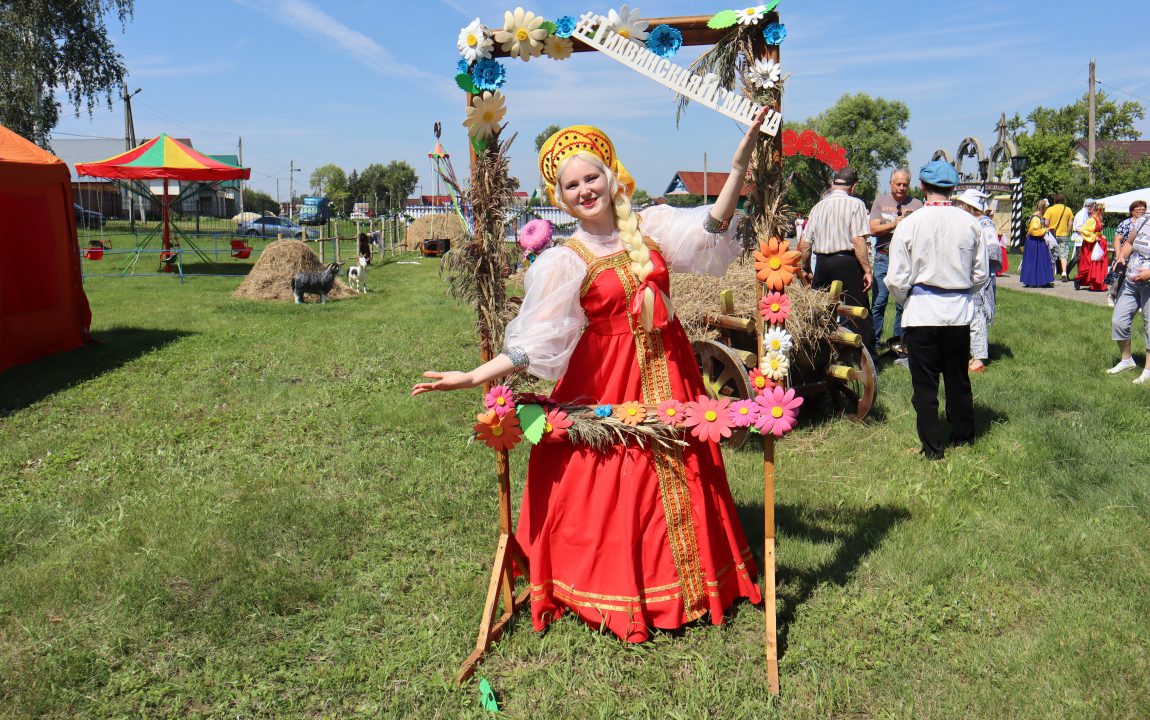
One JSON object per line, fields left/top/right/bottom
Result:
{"left": 307, "top": 161, "right": 418, "bottom": 216}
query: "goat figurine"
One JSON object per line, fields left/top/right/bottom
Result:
{"left": 291, "top": 261, "right": 342, "bottom": 304}
{"left": 347, "top": 255, "right": 368, "bottom": 293}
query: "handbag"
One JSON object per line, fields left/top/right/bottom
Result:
{"left": 1044, "top": 231, "right": 1058, "bottom": 250}
{"left": 1090, "top": 242, "right": 1105, "bottom": 262}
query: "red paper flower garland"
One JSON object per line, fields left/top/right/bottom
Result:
{"left": 782, "top": 128, "right": 848, "bottom": 172}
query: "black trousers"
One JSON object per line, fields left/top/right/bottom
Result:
{"left": 813, "top": 251, "right": 875, "bottom": 355}
{"left": 903, "top": 325, "right": 974, "bottom": 458}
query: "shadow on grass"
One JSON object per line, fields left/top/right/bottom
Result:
{"left": 988, "top": 341, "right": 1014, "bottom": 363}
{"left": 0, "top": 327, "right": 191, "bottom": 418}
{"left": 736, "top": 501, "right": 910, "bottom": 659}
{"left": 178, "top": 260, "right": 255, "bottom": 277}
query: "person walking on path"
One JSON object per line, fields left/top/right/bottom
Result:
{"left": 1109, "top": 200, "right": 1147, "bottom": 307}
{"left": 885, "top": 160, "right": 988, "bottom": 459}
{"left": 1020, "top": 198, "right": 1054, "bottom": 288}
{"left": 1075, "top": 203, "right": 1109, "bottom": 292}
{"left": 1044, "top": 194, "right": 1075, "bottom": 282}
{"left": 953, "top": 189, "right": 999, "bottom": 372}
{"left": 800, "top": 167, "right": 875, "bottom": 357}
{"left": 1068, "top": 197, "right": 1096, "bottom": 279}
{"left": 869, "top": 168, "right": 923, "bottom": 356}
{"left": 1107, "top": 201, "right": 1150, "bottom": 384}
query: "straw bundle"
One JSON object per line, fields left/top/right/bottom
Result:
{"left": 233, "top": 240, "right": 357, "bottom": 302}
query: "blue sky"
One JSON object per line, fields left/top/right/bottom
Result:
{"left": 54, "top": 1, "right": 1150, "bottom": 203}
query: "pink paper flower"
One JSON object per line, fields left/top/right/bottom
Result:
{"left": 542, "top": 407, "right": 572, "bottom": 442}
{"left": 683, "top": 395, "right": 733, "bottom": 443}
{"left": 729, "top": 398, "right": 760, "bottom": 427}
{"left": 519, "top": 218, "right": 553, "bottom": 254}
{"left": 759, "top": 292, "right": 791, "bottom": 324}
{"left": 753, "top": 386, "right": 804, "bottom": 437}
{"left": 484, "top": 385, "right": 515, "bottom": 416}
{"left": 655, "top": 399, "right": 685, "bottom": 426}
{"left": 748, "top": 368, "right": 776, "bottom": 395}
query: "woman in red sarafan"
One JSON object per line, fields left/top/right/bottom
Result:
{"left": 1075, "top": 203, "right": 1110, "bottom": 292}
{"left": 414, "top": 110, "right": 770, "bottom": 641}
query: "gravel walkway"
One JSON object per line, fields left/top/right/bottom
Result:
{"left": 995, "top": 251, "right": 1112, "bottom": 307}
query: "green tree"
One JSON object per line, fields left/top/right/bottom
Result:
{"left": 0, "top": 0, "right": 135, "bottom": 147}
{"left": 309, "top": 164, "right": 347, "bottom": 197}
{"left": 631, "top": 188, "right": 652, "bottom": 207}
{"left": 1015, "top": 133, "right": 1076, "bottom": 211}
{"left": 242, "top": 188, "right": 279, "bottom": 215}
{"left": 345, "top": 169, "right": 361, "bottom": 216}
{"left": 784, "top": 93, "right": 912, "bottom": 212}
{"left": 380, "top": 161, "right": 418, "bottom": 211}
{"left": 665, "top": 193, "right": 703, "bottom": 208}
{"left": 1012, "top": 91, "right": 1144, "bottom": 142}
{"left": 534, "top": 124, "right": 562, "bottom": 153}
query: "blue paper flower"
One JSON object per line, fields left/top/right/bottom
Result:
{"left": 456, "top": 58, "right": 469, "bottom": 75}
{"left": 646, "top": 24, "right": 682, "bottom": 59}
{"left": 554, "top": 15, "right": 576, "bottom": 38}
{"left": 594, "top": 404, "right": 613, "bottom": 418}
{"left": 472, "top": 58, "right": 506, "bottom": 91}
{"left": 763, "top": 22, "right": 788, "bottom": 45}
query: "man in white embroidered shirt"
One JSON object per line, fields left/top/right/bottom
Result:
{"left": 886, "top": 160, "right": 989, "bottom": 460}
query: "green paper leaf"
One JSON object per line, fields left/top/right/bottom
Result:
{"left": 479, "top": 678, "right": 500, "bottom": 713}
{"left": 707, "top": 9, "right": 739, "bottom": 29}
{"left": 455, "top": 72, "right": 479, "bottom": 94}
{"left": 541, "top": 20, "right": 556, "bottom": 34}
{"left": 763, "top": 0, "right": 781, "bottom": 13}
{"left": 516, "top": 404, "right": 546, "bottom": 445}
{"left": 470, "top": 133, "right": 489, "bottom": 154}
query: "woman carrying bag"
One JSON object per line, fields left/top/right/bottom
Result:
{"left": 1020, "top": 198, "right": 1055, "bottom": 288}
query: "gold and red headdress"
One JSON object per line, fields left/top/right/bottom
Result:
{"left": 538, "top": 125, "right": 635, "bottom": 205}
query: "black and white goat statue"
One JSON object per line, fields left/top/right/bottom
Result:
{"left": 291, "top": 261, "right": 342, "bottom": 304}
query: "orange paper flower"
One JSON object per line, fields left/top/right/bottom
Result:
{"left": 614, "top": 400, "right": 647, "bottom": 425}
{"left": 474, "top": 409, "right": 523, "bottom": 451}
{"left": 753, "top": 236, "right": 801, "bottom": 291}
{"left": 542, "top": 407, "right": 572, "bottom": 442}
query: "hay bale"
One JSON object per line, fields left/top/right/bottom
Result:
{"left": 406, "top": 213, "right": 470, "bottom": 251}
{"left": 233, "top": 239, "right": 357, "bottom": 302}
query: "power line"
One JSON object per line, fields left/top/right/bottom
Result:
{"left": 1098, "top": 80, "right": 1150, "bottom": 106}
{"left": 52, "top": 131, "right": 122, "bottom": 139}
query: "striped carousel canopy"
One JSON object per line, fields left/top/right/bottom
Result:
{"left": 75, "top": 133, "right": 251, "bottom": 182}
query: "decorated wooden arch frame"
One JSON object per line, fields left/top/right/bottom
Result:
{"left": 448, "top": 4, "right": 806, "bottom": 695}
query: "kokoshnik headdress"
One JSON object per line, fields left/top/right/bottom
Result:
{"left": 538, "top": 125, "right": 635, "bottom": 206}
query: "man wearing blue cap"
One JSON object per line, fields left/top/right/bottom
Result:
{"left": 885, "top": 160, "right": 989, "bottom": 460}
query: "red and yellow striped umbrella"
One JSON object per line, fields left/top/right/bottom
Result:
{"left": 76, "top": 133, "right": 250, "bottom": 181}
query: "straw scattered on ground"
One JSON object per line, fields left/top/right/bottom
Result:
{"left": 233, "top": 240, "right": 357, "bottom": 302}
{"left": 406, "top": 213, "right": 470, "bottom": 251}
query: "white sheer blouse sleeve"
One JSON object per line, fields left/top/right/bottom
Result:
{"left": 502, "top": 246, "right": 587, "bottom": 381}
{"left": 638, "top": 203, "right": 743, "bottom": 276}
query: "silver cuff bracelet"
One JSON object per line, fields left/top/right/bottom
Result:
{"left": 704, "top": 213, "right": 732, "bottom": 234}
{"left": 502, "top": 345, "right": 530, "bottom": 370}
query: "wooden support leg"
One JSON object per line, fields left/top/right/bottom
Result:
{"left": 763, "top": 436, "right": 780, "bottom": 696}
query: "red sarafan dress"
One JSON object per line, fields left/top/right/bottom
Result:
{"left": 1075, "top": 214, "right": 1109, "bottom": 291}
{"left": 503, "top": 204, "right": 762, "bottom": 642}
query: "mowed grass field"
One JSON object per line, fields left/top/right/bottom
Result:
{"left": 1, "top": 255, "right": 1148, "bottom": 718}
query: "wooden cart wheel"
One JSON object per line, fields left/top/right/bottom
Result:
{"left": 692, "top": 339, "right": 754, "bottom": 449}
{"left": 829, "top": 344, "right": 876, "bottom": 421}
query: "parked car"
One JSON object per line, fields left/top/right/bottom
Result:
{"left": 74, "top": 203, "right": 106, "bottom": 228}
{"left": 236, "top": 215, "right": 318, "bottom": 239}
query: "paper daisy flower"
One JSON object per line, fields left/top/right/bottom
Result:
{"left": 475, "top": 409, "right": 523, "bottom": 451}
{"left": 542, "top": 407, "right": 572, "bottom": 442}
{"left": 594, "top": 404, "right": 613, "bottom": 418}
{"left": 746, "top": 57, "right": 781, "bottom": 90}
{"left": 614, "top": 400, "right": 647, "bottom": 425}
{"left": 729, "top": 399, "right": 760, "bottom": 428}
{"left": 753, "top": 386, "right": 803, "bottom": 437}
{"left": 754, "top": 236, "right": 801, "bottom": 291}
{"left": 543, "top": 35, "right": 573, "bottom": 60}
{"left": 764, "top": 327, "right": 794, "bottom": 355}
{"left": 484, "top": 384, "right": 515, "bottom": 416}
{"left": 684, "top": 395, "right": 733, "bottom": 443}
{"left": 759, "top": 291, "right": 791, "bottom": 325}
{"left": 735, "top": 6, "right": 766, "bottom": 25}
{"left": 606, "top": 4, "right": 649, "bottom": 42}
{"left": 655, "top": 399, "right": 686, "bottom": 426}
{"left": 463, "top": 91, "right": 506, "bottom": 140}
{"left": 762, "top": 351, "right": 790, "bottom": 381}
{"left": 749, "top": 367, "right": 776, "bottom": 394}
{"left": 494, "top": 7, "right": 547, "bottom": 62}
{"left": 646, "top": 24, "right": 682, "bottom": 58}
{"left": 471, "top": 58, "right": 506, "bottom": 90}
{"left": 554, "top": 15, "right": 576, "bottom": 38}
{"left": 763, "top": 21, "right": 787, "bottom": 45}
{"left": 457, "top": 18, "right": 493, "bottom": 63}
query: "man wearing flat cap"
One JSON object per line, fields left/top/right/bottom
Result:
{"left": 886, "top": 160, "right": 989, "bottom": 460}
{"left": 801, "top": 166, "right": 875, "bottom": 355}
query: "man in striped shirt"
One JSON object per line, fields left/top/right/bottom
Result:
{"left": 800, "top": 167, "right": 875, "bottom": 355}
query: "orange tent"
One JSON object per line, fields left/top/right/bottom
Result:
{"left": 0, "top": 124, "right": 92, "bottom": 373}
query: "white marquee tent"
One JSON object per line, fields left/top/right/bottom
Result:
{"left": 1095, "top": 187, "right": 1150, "bottom": 213}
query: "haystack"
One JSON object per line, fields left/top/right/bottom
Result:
{"left": 406, "top": 213, "right": 470, "bottom": 251}
{"left": 233, "top": 240, "right": 357, "bottom": 302}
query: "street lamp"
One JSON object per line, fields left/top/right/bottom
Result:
{"left": 289, "top": 160, "right": 302, "bottom": 216}
{"left": 1010, "top": 154, "right": 1028, "bottom": 178}
{"left": 978, "top": 158, "right": 990, "bottom": 181}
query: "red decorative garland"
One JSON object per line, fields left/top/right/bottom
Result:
{"left": 781, "top": 128, "right": 848, "bottom": 171}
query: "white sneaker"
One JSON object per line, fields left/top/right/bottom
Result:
{"left": 1107, "top": 357, "right": 1136, "bottom": 374}
{"left": 1134, "top": 371, "right": 1150, "bottom": 385}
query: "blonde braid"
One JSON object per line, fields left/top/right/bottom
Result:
{"left": 615, "top": 191, "right": 664, "bottom": 331}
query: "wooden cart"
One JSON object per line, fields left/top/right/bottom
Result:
{"left": 692, "top": 280, "right": 877, "bottom": 449}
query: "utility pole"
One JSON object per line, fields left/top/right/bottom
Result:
{"left": 122, "top": 84, "right": 142, "bottom": 231}
{"left": 1088, "top": 58, "right": 1097, "bottom": 183}
{"left": 289, "top": 160, "right": 301, "bottom": 217}
{"left": 237, "top": 136, "right": 244, "bottom": 215}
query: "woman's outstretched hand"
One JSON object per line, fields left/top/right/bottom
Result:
{"left": 411, "top": 370, "right": 475, "bottom": 396}
{"left": 731, "top": 105, "right": 772, "bottom": 170}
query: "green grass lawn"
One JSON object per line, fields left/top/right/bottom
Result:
{"left": 1, "top": 259, "right": 1148, "bottom": 718}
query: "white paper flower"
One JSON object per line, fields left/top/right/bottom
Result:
{"left": 457, "top": 18, "right": 493, "bottom": 63}
{"left": 463, "top": 91, "right": 506, "bottom": 140}
{"left": 746, "top": 58, "right": 781, "bottom": 90}
{"left": 763, "top": 327, "right": 794, "bottom": 355}
{"left": 493, "top": 7, "right": 547, "bottom": 62}
{"left": 736, "top": 6, "right": 767, "bottom": 25}
{"left": 606, "top": 4, "right": 649, "bottom": 42}
{"left": 762, "top": 351, "right": 790, "bottom": 381}
{"left": 543, "top": 35, "right": 574, "bottom": 60}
